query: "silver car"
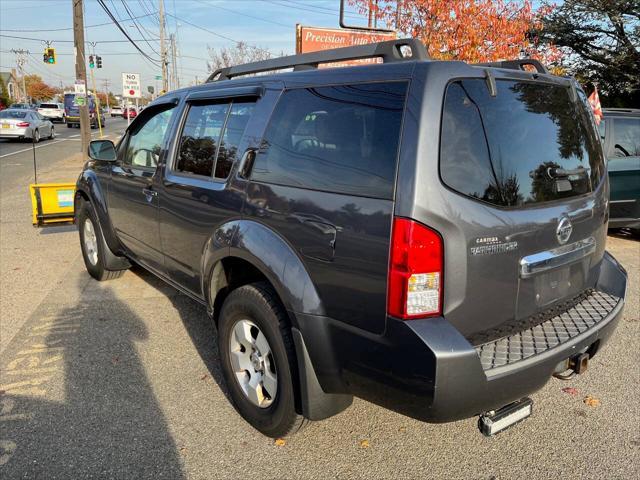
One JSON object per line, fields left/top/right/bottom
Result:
{"left": 0, "top": 109, "right": 55, "bottom": 142}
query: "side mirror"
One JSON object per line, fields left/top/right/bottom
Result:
{"left": 88, "top": 139, "right": 116, "bottom": 161}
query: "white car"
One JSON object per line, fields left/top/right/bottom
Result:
{"left": 0, "top": 109, "right": 55, "bottom": 142}
{"left": 37, "top": 103, "right": 66, "bottom": 123}
{"left": 110, "top": 106, "right": 124, "bottom": 117}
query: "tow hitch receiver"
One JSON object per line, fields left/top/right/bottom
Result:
{"left": 478, "top": 398, "right": 533, "bottom": 436}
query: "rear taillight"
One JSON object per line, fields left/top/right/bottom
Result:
{"left": 387, "top": 218, "right": 443, "bottom": 319}
{"left": 16, "top": 122, "right": 29, "bottom": 127}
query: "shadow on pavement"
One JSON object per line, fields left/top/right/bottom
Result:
{"left": 1, "top": 279, "right": 186, "bottom": 479}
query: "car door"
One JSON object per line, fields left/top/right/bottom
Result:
{"left": 108, "top": 103, "right": 178, "bottom": 273}
{"left": 158, "top": 85, "right": 273, "bottom": 297}
{"left": 605, "top": 116, "right": 640, "bottom": 219}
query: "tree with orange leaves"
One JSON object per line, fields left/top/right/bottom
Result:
{"left": 349, "top": 0, "right": 562, "bottom": 65}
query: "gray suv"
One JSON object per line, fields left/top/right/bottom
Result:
{"left": 75, "top": 39, "right": 627, "bottom": 438}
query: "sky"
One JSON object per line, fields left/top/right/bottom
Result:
{"left": 0, "top": 0, "right": 380, "bottom": 95}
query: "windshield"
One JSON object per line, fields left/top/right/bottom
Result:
{"left": 0, "top": 110, "right": 27, "bottom": 119}
{"left": 440, "top": 79, "right": 604, "bottom": 207}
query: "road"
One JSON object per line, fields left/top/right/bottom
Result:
{"left": 0, "top": 124, "right": 638, "bottom": 478}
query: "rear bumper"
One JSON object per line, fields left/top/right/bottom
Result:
{"left": 0, "top": 127, "right": 29, "bottom": 138}
{"left": 298, "top": 251, "right": 627, "bottom": 422}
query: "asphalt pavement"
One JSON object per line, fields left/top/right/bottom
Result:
{"left": 0, "top": 120, "right": 638, "bottom": 478}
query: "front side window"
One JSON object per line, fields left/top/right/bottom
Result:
{"left": 251, "top": 82, "right": 408, "bottom": 199}
{"left": 124, "top": 108, "right": 174, "bottom": 168}
{"left": 612, "top": 117, "right": 640, "bottom": 158}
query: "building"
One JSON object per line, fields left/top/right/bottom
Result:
{"left": 0, "top": 70, "right": 19, "bottom": 103}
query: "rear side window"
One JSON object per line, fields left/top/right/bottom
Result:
{"left": 612, "top": 118, "right": 640, "bottom": 157}
{"left": 176, "top": 103, "right": 229, "bottom": 177}
{"left": 251, "top": 82, "right": 408, "bottom": 198}
{"left": 440, "top": 79, "right": 604, "bottom": 207}
{"left": 176, "top": 101, "right": 255, "bottom": 179}
{"left": 39, "top": 103, "right": 59, "bottom": 109}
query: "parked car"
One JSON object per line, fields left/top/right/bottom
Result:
{"left": 75, "top": 39, "right": 627, "bottom": 439}
{"left": 599, "top": 108, "right": 640, "bottom": 233}
{"left": 64, "top": 92, "right": 105, "bottom": 129}
{"left": 9, "top": 103, "right": 34, "bottom": 110}
{"left": 0, "top": 108, "right": 55, "bottom": 142}
{"left": 37, "top": 102, "right": 66, "bottom": 123}
{"left": 110, "top": 106, "right": 124, "bottom": 117}
{"left": 122, "top": 107, "right": 137, "bottom": 119}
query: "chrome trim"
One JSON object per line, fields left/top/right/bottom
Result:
{"left": 520, "top": 236, "right": 596, "bottom": 278}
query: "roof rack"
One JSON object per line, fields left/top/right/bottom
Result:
{"left": 475, "top": 59, "right": 549, "bottom": 74}
{"left": 206, "top": 38, "right": 428, "bottom": 83}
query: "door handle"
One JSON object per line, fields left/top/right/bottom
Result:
{"left": 238, "top": 148, "right": 257, "bottom": 179}
{"left": 142, "top": 187, "right": 157, "bottom": 201}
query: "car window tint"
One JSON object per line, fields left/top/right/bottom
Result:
{"left": 251, "top": 82, "right": 408, "bottom": 199}
{"left": 598, "top": 118, "right": 606, "bottom": 142}
{"left": 440, "top": 79, "right": 604, "bottom": 207}
{"left": 124, "top": 108, "right": 174, "bottom": 168}
{"left": 176, "top": 103, "right": 230, "bottom": 177}
{"left": 215, "top": 102, "right": 255, "bottom": 179}
{"left": 612, "top": 118, "right": 640, "bottom": 157}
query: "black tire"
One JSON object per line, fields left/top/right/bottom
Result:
{"left": 218, "top": 282, "right": 306, "bottom": 438}
{"left": 49, "top": 126, "right": 55, "bottom": 140}
{"left": 77, "top": 198, "right": 127, "bottom": 281}
{"left": 67, "top": 123, "right": 73, "bottom": 128}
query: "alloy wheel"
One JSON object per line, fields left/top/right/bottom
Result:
{"left": 229, "top": 319, "right": 278, "bottom": 408}
{"left": 83, "top": 218, "right": 99, "bottom": 266}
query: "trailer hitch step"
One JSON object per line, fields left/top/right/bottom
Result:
{"left": 478, "top": 397, "right": 533, "bottom": 436}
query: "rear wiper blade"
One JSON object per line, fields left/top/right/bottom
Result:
{"left": 547, "top": 166, "right": 588, "bottom": 178}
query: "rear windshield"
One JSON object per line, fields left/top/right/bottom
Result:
{"left": 0, "top": 111, "right": 27, "bottom": 119}
{"left": 39, "top": 103, "right": 59, "bottom": 109}
{"left": 440, "top": 79, "right": 604, "bottom": 207}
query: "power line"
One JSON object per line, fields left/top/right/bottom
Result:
{"left": 0, "top": 33, "right": 159, "bottom": 44}
{"left": 119, "top": 0, "right": 162, "bottom": 55}
{"left": 193, "top": 0, "right": 291, "bottom": 28}
{"left": 95, "top": 0, "right": 161, "bottom": 66}
{"left": 0, "top": 12, "right": 159, "bottom": 33}
{"left": 165, "top": 13, "right": 272, "bottom": 57}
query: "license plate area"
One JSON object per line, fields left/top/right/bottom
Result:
{"left": 478, "top": 397, "right": 533, "bottom": 436}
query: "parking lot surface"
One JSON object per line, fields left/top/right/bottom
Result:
{"left": 1, "top": 134, "right": 638, "bottom": 478}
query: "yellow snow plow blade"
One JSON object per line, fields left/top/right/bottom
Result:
{"left": 29, "top": 183, "right": 76, "bottom": 226}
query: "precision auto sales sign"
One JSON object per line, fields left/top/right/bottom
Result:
{"left": 296, "top": 25, "right": 396, "bottom": 67}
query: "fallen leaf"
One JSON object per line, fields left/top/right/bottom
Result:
{"left": 274, "top": 438, "right": 286, "bottom": 447}
{"left": 111, "top": 356, "right": 119, "bottom": 364}
{"left": 398, "top": 426, "right": 406, "bottom": 432}
{"left": 12, "top": 267, "right": 20, "bottom": 271}
{"left": 200, "top": 374, "right": 208, "bottom": 381}
{"left": 584, "top": 395, "right": 600, "bottom": 407}
{"left": 179, "top": 447, "right": 187, "bottom": 455}
{"left": 359, "top": 439, "right": 370, "bottom": 449}
{"left": 0, "top": 390, "right": 5, "bottom": 396}
{"left": 561, "top": 387, "right": 579, "bottom": 396}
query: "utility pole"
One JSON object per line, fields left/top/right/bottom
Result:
{"left": 170, "top": 34, "right": 178, "bottom": 90}
{"left": 159, "top": 0, "right": 168, "bottom": 93}
{"left": 72, "top": 0, "right": 91, "bottom": 155}
{"left": 102, "top": 79, "right": 111, "bottom": 111}
{"left": 11, "top": 49, "right": 29, "bottom": 103}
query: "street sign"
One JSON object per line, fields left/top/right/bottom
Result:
{"left": 74, "top": 80, "right": 86, "bottom": 95}
{"left": 122, "top": 72, "right": 141, "bottom": 98}
{"left": 154, "top": 75, "right": 162, "bottom": 80}
{"left": 296, "top": 25, "right": 396, "bottom": 67}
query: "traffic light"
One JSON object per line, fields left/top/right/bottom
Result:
{"left": 46, "top": 48, "right": 55, "bottom": 64}
{"left": 89, "top": 55, "right": 94, "bottom": 69}
{"left": 43, "top": 50, "right": 49, "bottom": 63}
{"left": 96, "top": 56, "right": 102, "bottom": 68}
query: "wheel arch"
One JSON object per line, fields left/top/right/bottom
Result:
{"left": 203, "top": 220, "right": 352, "bottom": 420}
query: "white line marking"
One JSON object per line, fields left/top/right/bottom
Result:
{"left": 0, "top": 139, "right": 69, "bottom": 159}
